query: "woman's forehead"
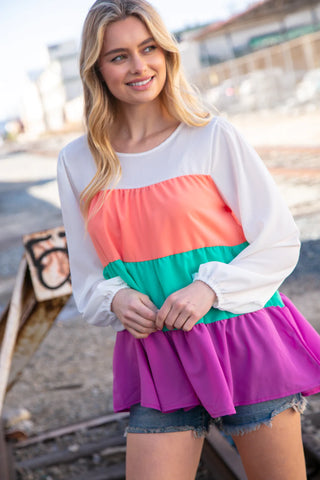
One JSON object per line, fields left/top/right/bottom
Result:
{"left": 102, "top": 16, "right": 152, "bottom": 49}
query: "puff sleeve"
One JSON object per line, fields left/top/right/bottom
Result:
{"left": 193, "top": 118, "right": 300, "bottom": 313}
{"left": 57, "top": 145, "right": 128, "bottom": 330}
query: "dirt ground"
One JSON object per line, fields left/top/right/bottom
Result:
{"left": 1, "top": 108, "right": 320, "bottom": 478}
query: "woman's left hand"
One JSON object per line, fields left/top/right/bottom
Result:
{"left": 156, "top": 280, "right": 216, "bottom": 332}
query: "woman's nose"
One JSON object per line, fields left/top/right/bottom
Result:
{"left": 130, "top": 53, "right": 146, "bottom": 73}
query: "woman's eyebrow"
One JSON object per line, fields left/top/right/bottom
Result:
{"left": 103, "top": 36, "right": 154, "bottom": 57}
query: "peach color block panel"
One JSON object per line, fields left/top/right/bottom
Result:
{"left": 88, "top": 175, "right": 246, "bottom": 265}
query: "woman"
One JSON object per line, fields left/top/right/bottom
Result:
{"left": 57, "top": 1, "right": 320, "bottom": 478}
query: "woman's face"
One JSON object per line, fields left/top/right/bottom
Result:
{"left": 98, "top": 16, "right": 167, "bottom": 107}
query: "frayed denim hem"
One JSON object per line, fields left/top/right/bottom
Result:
{"left": 218, "top": 394, "right": 308, "bottom": 437}
{"left": 124, "top": 394, "right": 307, "bottom": 438}
{"left": 216, "top": 417, "right": 273, "bottom": 437}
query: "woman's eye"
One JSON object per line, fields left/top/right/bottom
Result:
{"left": 111, "top": 54, "right": 126, "bottom": 62}
{"left": 144, "top": 45, "right": 157, "bottom": 53}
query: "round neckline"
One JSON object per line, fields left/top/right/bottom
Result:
{"left": 115, "top": 122, "right": 184, "bottom": 157}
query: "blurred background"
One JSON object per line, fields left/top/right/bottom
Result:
{"left": 1, "top": 0, "right": 320, "bottom": 137}
{"left": 1, "top": 3, "right": 320, "bottom": 477}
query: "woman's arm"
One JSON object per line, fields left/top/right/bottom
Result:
{"left": 193, "top": 118, "right": 300, "bottom": 313}
{"left": 57, "top": 147, "right": 129, "bottom": 330}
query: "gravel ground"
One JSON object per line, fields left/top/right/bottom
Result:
{"left": 1, "top": 111, "right": 320, "bottom": 478}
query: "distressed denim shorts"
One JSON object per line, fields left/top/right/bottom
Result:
{"left": 127, "top": 393, "right": 307, "bottom": 437}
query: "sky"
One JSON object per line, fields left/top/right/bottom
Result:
{"left": 0, "top": 0, "right": 255, "bottom": 120}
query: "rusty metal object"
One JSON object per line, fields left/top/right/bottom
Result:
{"left": 0, "top": 268, "right": 70, "bottom": 396}
{"left": 6, "top": 294, "right": 70, "bottom": 392}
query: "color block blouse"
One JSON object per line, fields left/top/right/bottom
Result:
{"left": 57, "top": 116, "right": 320, "bottom": 416}
{"left": 57, "top": 116, "right": 299, "bottom": 331}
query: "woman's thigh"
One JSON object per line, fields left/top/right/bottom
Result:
{"left": 126, "top": 430, "right": 204, "bottom": 480}
{"left": 125, "top": 404, "right": 209, "bottom": 480}
{"left": 232, "top": 408, "right": 306, "bottom": 480}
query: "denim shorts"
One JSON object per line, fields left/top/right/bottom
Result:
{"left": 127, "top": 394, "right": 307, "bottom": 437}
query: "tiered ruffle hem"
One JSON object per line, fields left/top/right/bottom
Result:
{"left": 113, "top": 294, "right": 320, "bottom": 418}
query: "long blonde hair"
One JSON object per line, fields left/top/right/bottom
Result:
{"left": 80, "top": 0, "right": 212, "bottom": 219}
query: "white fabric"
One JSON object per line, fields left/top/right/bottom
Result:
{"left": 193, "top": 119, "right": 300, "bottom": 312}
{"left": 57, "top": 117, "right": 300, "bottom": 329}
{"left": 57, "top": 139, "right": 129, "bottom": 331}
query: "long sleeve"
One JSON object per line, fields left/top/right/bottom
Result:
{"left": 57, "top": 143, "right": 128, "bottom": 330}
{"left": 193, "top": 118, "right": 300, "bottom": 313}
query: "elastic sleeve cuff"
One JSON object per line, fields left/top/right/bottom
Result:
{"left": 105, "top": 283, "right": 130, "bottom": 313}
{"left": 192, "top": 272, "right": 223, "bottom": 309}
{"left": 83, "top": 278, "right": 130, "bottom": 330}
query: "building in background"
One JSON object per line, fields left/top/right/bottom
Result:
{"left": 185, "top": 0, "right": 320, "bottom": 112}
{"left": 193, "top": 0, "right": 320, "bottom": 67}
{"left": 48, "top": 41, "right": 82, "bottom": 102}
{"left": 21, "top": 40, "right": 83, "bottom": 135}
{"left": 21, "top": 62, "right": 66, "bottom": 134}
{"left": 48, "top": 41, "right": 84, "bottom": 124}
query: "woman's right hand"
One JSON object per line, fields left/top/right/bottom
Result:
{"left": 111, "top": 288, "right": 158, "bottom": 339}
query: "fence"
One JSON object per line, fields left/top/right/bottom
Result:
{"left": 194, "top": 30, "right": 320, "bottom": 91}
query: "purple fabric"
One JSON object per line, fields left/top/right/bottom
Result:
{"left": 113, "top": 294, "right": 320, "bottom": 417}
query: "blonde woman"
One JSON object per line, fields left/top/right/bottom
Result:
{"left": 57, "top": 1, "right": 320, "bottom": 478}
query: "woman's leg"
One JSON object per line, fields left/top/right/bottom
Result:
{"left": 126, "top": 431, "right": 204, "bottom": 480}
{"left": 232, "top": 408, "right": 306, "bottom": 480}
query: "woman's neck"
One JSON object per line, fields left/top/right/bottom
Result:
{"left": 110, "top": 100, "right": 180, "bottom": 153}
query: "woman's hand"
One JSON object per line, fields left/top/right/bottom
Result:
{"left": 156, "top": 281, "right": 216, "bottom": 332}
{"left": 111, "top": 288, "right": 158, "bottom": 339}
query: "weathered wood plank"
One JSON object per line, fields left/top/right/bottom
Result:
{"left": 15, "top": 412, "right": 129, "bottom": 448}
{"left": 0, "top": 257, "right": 27, "bottom": 414}
{"left": 69, "top": 463, "right": 126, "bottom": 480}
{"left": 16, "top": 435, "right": 126, "bottom": 470}
{"left": 0, "top": 268, "right": 36, "bottom": 343}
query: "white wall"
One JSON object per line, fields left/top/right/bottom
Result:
{"left": 48, "top": 41, "right": 82, "bottom": 101}
{"left": 60, "top": 56, "right": 79, "bottom": 78}
{"left": 38, "top": 62, "right": 66, "bottom": 130}
{"left": 200, "top": 36, "right": 233, "bottom": 62}
{"left": 230, "top": 20, "right": 283, "bottom": 47}
{"left": 21, "top": 79, "right": 46, "bottom": 135}
{"left": 48, "top": 40, "right": 78, "bottom": 61}
{"left": 22, "top": 62, "right": 66, "bottom": 133}
{"left": 285, "top": 9, "right": 314, "bottom": 28}
{"left": 64, "top": 95, "right": 84, "bottom": 124}
{"left": 179, "top": 40, "right": 202, "bottom": 78}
